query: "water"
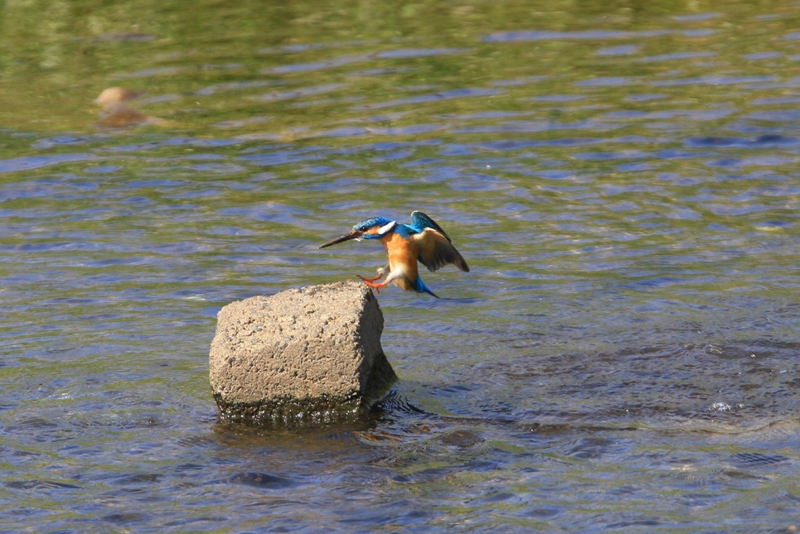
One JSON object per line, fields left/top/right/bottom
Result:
{"left": 2, "top": 0, "right": 800, "bottom": 531}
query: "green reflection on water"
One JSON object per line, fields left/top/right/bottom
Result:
{"left": 0, "top": 0, "right": 798, "bottom": 138}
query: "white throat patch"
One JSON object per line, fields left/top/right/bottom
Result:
{"left": 377, "top": 220, "right": 397, "bottom": 236}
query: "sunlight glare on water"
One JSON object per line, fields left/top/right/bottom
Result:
{"left": 1, "top": 0, "right": 800, "bottom": 531}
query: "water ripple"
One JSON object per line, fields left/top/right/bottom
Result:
{"left": 2, "top": 2, "right": 800, "bottom": 532}
{"left": 251, "top": 83, "right": 347, "bottom": 101}
{"left": 352, "top": 88, "right": 503, "bottom": 110}
{"left": 483, "top": 29, "right": 672, "bottom": 42}
{"left": 0, "top": 153, "right": 97, "bottom": 173}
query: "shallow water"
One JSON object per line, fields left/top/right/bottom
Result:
{"left": 2, "top": 0, "right": 800, "bottom": 531}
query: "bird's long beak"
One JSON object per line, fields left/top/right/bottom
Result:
{"left": 319, "top": 230, "right": 363, "bottom": 249}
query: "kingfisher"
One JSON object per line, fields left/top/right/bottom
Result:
{"left": 319, "top": 211, "right": 469, "bottom": 297}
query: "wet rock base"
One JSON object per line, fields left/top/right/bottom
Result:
{"left": 209, "top": 281, "right": 397, "bottom": 426}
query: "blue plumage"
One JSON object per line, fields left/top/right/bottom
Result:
{"left": 393, "top": 224, "right": 417, "bottom": 239}
{"left": 353, "top": 217, "right": 392, "bottom": 239}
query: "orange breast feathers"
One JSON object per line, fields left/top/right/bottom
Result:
{"left": 379, "top": 232, "right": 419, "bottom": 286}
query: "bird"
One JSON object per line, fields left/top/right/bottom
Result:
{"left": 319, "top": 211, "right": 469, "bottom": 297}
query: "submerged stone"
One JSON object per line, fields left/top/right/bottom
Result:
{"left": 209, "top": 280, "right": 397, "bottom": 426}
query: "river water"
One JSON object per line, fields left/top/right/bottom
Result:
{"left": 1, "top": 0, "right": 800, "bottom": 531}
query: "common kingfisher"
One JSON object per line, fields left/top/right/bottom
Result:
{"left": 319, "top": 211, "right": 469, "bottom": 297}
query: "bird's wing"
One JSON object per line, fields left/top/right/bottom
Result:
{"left": 413, "top": 228, "right": 470, "bottom": 273}
{"left": 410, "top": 211, "right": 452, "bottom": 243}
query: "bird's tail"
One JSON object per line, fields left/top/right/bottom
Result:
{"left": 414, "top": 275, "right": 439, "bottom": 298}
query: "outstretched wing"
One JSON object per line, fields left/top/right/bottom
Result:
{"left": 410, "top": 211, "right": 452, "bottom": 243}
{"left": 413, "top": 228, "right": 470, "bottom": 273}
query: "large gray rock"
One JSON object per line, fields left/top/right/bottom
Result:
{"left": 209, "top": 280, "right": 397, "bottom": 425}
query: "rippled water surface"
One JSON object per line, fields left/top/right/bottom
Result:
{"left": 2, "top": 0, "right": 800, "bottom": 531}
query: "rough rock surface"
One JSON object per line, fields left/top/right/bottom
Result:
{"left": 209, "top": 280, "right": 397, "bottom": 425}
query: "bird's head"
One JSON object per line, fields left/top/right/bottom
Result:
{"left": 319, "top": 217, "right": 397, "bottom": 248}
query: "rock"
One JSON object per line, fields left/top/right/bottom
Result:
{"left": 209, "top": 280, "right": 397, "bottom": 426}
{"left": 94, "top": 86, "right": 158, "bottom": 128}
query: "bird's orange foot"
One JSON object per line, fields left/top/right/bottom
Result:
{"left": 357, "top": 275, "right": 384, "bottom": 293}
